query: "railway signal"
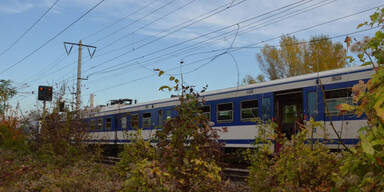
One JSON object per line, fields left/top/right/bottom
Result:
{"left": 37, "top": 86, "right": 52, "bottom": 101}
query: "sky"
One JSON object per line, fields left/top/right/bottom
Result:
{"left": 0, "top": 0, "right": 382, "bottom": 113}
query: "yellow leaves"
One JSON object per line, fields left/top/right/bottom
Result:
{"left": 336, "top": 103, "right": 356, "bottom": 115}
{"left": 159, "top": 86, "right": 172, "bottom": 92}
{"left": 374, "top": 96, "right": 384, "bottom": 124}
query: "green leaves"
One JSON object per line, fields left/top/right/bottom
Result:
{"left": 360, "top": 134, "right": 374, "bottom": 156}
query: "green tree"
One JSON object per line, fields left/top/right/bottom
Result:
{"left": 256, "top": 35, "right": 347, "bottom": 80}
{"left": 0, "top": 80, "right": 16, "bottom": 115}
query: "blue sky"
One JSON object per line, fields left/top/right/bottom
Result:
{"left": 0, "top": 0, "right": 382, "bottom": 112}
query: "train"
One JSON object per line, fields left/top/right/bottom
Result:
{"left": 83, "top": 65, "right": 374, "bottom": 151}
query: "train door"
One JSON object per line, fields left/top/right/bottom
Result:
{"left": 274, "top": 89, "right": 303, "bottom": 151}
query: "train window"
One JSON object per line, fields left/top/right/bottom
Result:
{"left": 325, "top": 88, "right": 353, "bottom": 116}
{"left": 307, "top": 91, "right": 318, "bottom": 118}
{"left": 217, "top": 103, "right": 233, "bottom": 123}
{"left": 262, "top": 97, "right": 271, "bottom": 120}
{"left": 97, "top": 119, "right": 103, "bottom": 130}
{"left": 199, "top": 106, "right": 211, "bottom": 121}
{"left": 105, "top": 118, "right": 112, "bottom": 130}
{"left": 142, "top": 113, "right": 152, "bottom": 128}
{"left": 120, "top": 116, "right": 127, "bottom": 129}
{"left": 131, "top": 114, "right": 139, "bottom": 129}
{"left": 90, "top": 119, "right": 97, "bottom": 130}
{"left": 283, "top": 105, "right": 297, "bottom": 123}
{"left": 158, "top": 110, "right": 163, "bottom": 127}
{"left": 241, "top": 100, "right": 258, "bottom": 121}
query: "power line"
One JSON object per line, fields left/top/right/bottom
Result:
{"left": 83, "top": 0, "right": 308, "bottom": 76}
{"left": 89, "top": 23, "right": 380, "bottom": 93}
{"left": 92, "top": 1, "right": 381, "bottom": 77}
{"left": 56, "top": 0, "right": 323, "bottom": 83}
{"left": 92, "top": 0, "right": 178, "bottom": 45}
{"left": 18, "top": 0, "right": 156, "bottom": 85}
{"left": 55, "top": 0, "right": 250, "bottom": 82}
{"left": 0, "top": 0, "right": 106, "bottom": 75}
{"left": 82, "top": 0, "right": 153, "bottom": 41}
{"left": 91, "top": 0, "right": 247, "bottom": 59}
{"left": 99, "top": 0, "right": 198, "bottom": 52}
{"left": 0, "top": 0, "right": 60, "bottom": 57}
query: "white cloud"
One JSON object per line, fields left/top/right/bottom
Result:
{"left": 0, "top": 1, "right": 34, "bottom": 14}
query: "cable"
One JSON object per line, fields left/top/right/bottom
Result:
{"left": 56, "top": 0, "right": 322, "bottom": 83}
{"left": 99, "top": 0, "right": 198, "bottom": 52}
{"left": 54, "top": 0, "right": 250, "bottom": 83}
{"left": 84, "top": 0, "right": 308, "bottom": 76}
{"left": 92, "top": 0, "right": 178, "bottom": 44}
{"left": 82, "top": 0, "right": 153, "bottom": 41}
{"left": 0, "top": 0, "right": 106, "bottom": 75}
{"left": 88, "top": 24, "right": 380, "bottom": 93}
{"left": 0, "top": 0, "right": 60, "bottom": 57}
{"left": 91, "top": 1, "right": 380, "bottom": 77}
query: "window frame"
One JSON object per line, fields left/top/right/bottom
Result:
{"left": 131, "top": 114, "right": 139, "bottom": 129}
{"left": 142, "top": 112, "right": 152, "bottom": 128}
{"left": 240, "top": 99, "right": 259, "bottom": 122}
{"left": 105, "top": 117, "right": 112, "bottom": 131}
{"left": 89, "top": 119, "right": 97, "bottom": 131}
{"left": 199, "top": 105, "right": 211, "bottom": 121}
{"left": 120, "top": 116, "right": 127, "bottom": 130}
{"left": 262, "top": 97, "right": 272, "bottom": 120}
{"left": 158, "top": 110, "right": 163, "bottom": 128}
{"left": 97, "top": 118, "right": 103, "bottom": 130}
{"left": 324, "top": 87, "right": 353, "bottom": 117}
{"left": 216, "top": 102, "right": 233, "bottom": 123}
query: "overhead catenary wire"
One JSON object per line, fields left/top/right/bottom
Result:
{"left": 82, "top": 0, "right": 153, "bottom": 41}
{"left": 89, "top": 23, "right": 380, "bottom": 94}
{"left": 83, "top": 0, "right": 311, "bottom": 77}
{"left": 99, "top": 1, "right": 382, "bottom": 77}
{"left": 0, "top": 0, "right": 106, "bottom": 76}
{"left": 56, "top": 0, "right": 335, "bottom": 84}
{"left": 99, "top": 0, "right": 198, "bottom": 52}
{"left": 51, "top": 0, "right": 251, "bottom": 83}
{"left": 89, "top": 0, "right": 249, "bottom": 59}
{"left": 0, "top": 0, "right": 60, "bottom": 58}
{"left": 92, "top": 0, "right": 178, "bottom": 45}
{"left": 21, "top": 0, "right": 332, "bottom": 87}
{"left": 17, "top": 0, "right": 156, "bottom": 87}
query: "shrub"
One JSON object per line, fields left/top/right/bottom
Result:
{"left": 121, "top": 70, "right": 225, "bottom": 192}
{"left": 247, "top": 119, "right": 339, "bottom": 191}
{"left": 333, "top": 8, "right": 384, "bottom": 192}
{"left": 0, "top": 116, "right": 28, "bottom": 151}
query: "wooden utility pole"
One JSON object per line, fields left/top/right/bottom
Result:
{"left": 64, "top": 41, "right": 96, "bottom": 112}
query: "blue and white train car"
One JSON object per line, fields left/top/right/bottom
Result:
{"left": 84, "top": 65, "right": 374, "bottom": 151}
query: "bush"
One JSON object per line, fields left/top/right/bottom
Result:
{"left": 0, "top": 116, "right": 28, "bottom": 151}
{"left": 0, "top": 148, "right": 124, "bottom": 191}
{"left": 247, "top": 119, "right": 339, "bottom": 191}
{"left": 120, "top": 71, "right": 225, "bottom": 192}
{"left": 333, "top": 8, "right": 384, "bottom": 192}
{"left": 117, "top": 129, "right": 155, "bottom": 176}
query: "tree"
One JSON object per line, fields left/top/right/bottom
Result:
{"left": 256, "top": 35, "right": 347, "bottom": 80}
{"left": 242, "top": 74, "right": 266, "bottom": 85}
{"left": 0, "top": 80, "right": 16, "bottom": 115}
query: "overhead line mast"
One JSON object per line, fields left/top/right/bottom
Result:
{"left": 64, "top": 41, "right": 96, "bottom": 112}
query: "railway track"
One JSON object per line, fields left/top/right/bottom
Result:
{"left": 101, "top": 156, "right": 120, "bottom": 164}
{"left": 223, "top": 168, "right": 249, "bottom": 181}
